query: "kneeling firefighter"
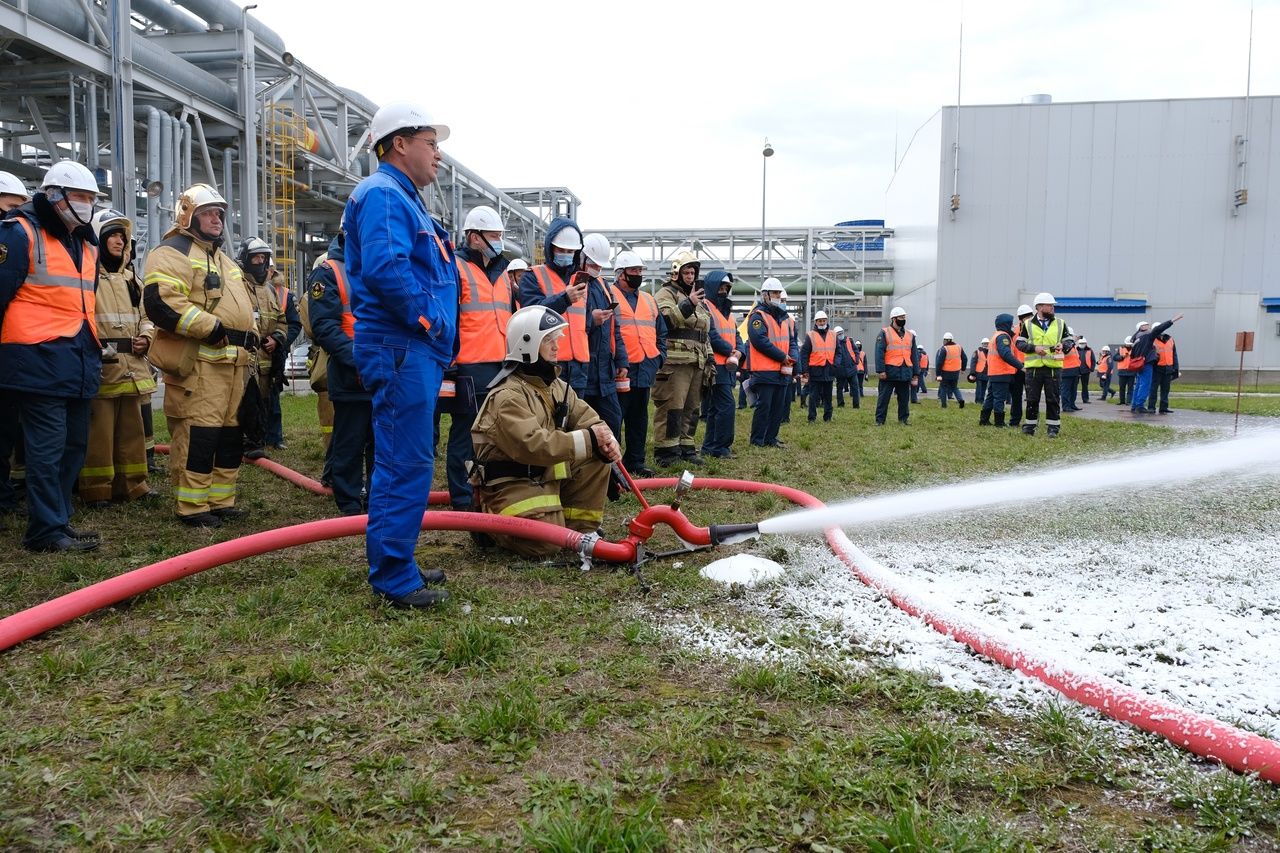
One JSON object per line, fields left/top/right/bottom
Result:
{"left": 470, "top": 306, "right": 622, "bottom": 558}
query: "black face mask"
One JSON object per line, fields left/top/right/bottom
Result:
{"left": 626, "top": 272, "right": 645, "bottom": 289}
{"left": 893, "top": 318, "right": 906, "bottom": 330}
{"left": 246, "top": 260, "right": 269, "bottom": 284}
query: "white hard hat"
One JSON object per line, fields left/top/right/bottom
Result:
{"left": 1101, "top": 345, "right": 1111, "bottom": 351}
{"left": 1016, "top": 304, "right": 1033, "bottom": 317}
{"left": 854, "top": 340, "right": 862, "bottom": 346}
{"left": 463, "top": 205, "right": 503, "bottom": 233}
{"left": 761, "top": 277, "right": 783, "bottom": 293}
{"left": 241, "top": 236, "right": 272, "bottom": 257}
{"left": 550, "top": 226, "right": 583, "bottom": 251}
{"left": 91, "top": 208, "right": 132, "bottom": 242}
{"left": 1123, "top": 336, "right": 1134, "bottom": 346}
{"left": 507, "top": 258, "right": 529, "bottom": 274}
{"left": 42, "top": 160, "right": 102, "bottom": 195}
{"left": 505, "top": 305, "right": 568, "bottom": 364}
{"left": 368, "top": 101, "right": 450, "bottom": 154}
{"left": 613, "top": 250, "right": 643, "bottom": 269}
{"left": 942, "top": 332, "right": 954, "bottom": 341}
{"left": 909, "top": 330, "right": 916, "bottom": 336}
{"left": 889, "top": 306, "right": 907, "bottom": 319}
{"left": 582, "top": 233, "right": 612, "bottom": 267}
{"left": 778, "top": 287, "right": 788, "bottom": 300}
{"left": 814, "top": 310, "right": 828, "bottom": 321}
{"left": 1033, "top": 291, "right": 1056, "bottom": 306}
{"left": 0, "top": 170, "right": 29, "bottom": 200}
{"left": 834, "top": 326, "right": 845, "bottom": 334}
{"left": 1136, "top": 320, "right": 1150, "bottom": 331}
{"left": 1078, "top": 336, "right": 1087, "bottom": 343}
{"left": 980, "top": 337, "right": 990, "bottom": 344}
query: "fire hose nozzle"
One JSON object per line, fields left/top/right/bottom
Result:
{"left": 708, "top": 522, "right": 761, "bottom": 547}
{"left": 670, "top": 470, "right": 696, "bottom": 511}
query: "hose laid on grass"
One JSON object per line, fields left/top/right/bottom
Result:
{"left": 3, "top": 463, "right": 1276, "bottom": 783}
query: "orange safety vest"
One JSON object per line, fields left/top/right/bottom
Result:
{"left": 1011, "top": 328, "right": 1026, "bottom": 366}
{"left": 456, "top": 259, "right": 512, "bottom": 364}
{"left": 273, "top": 282, "right": 290, "bottom": 316}
{"left": 975, "top": 348, "right": 988, "bottom": 373}
{"left": 842, "top": 338, "right": 855, "bottom": 365}
{"left": 806, "top": 329, "right": 835, "bottom": 367}
{"left": 1154, "top": 338, "right": 1174, "bottom": 367}
{"left": 919, "top": 352, "right": 930, "bottom": 371}
{"left": 749, "top": 310, "right": 790, "bottom": 372}
{"left": 987, "top": 332, "right": 1017, "bottom": 377}
{"left": 1062, "top": 346, "right": 1081, "bottom": 370}
{"left": 1, "top": 218, "right": 98, "bottom": 346}
{"left": 707, "top": 300, "right": 738, "bottom": 366}
{"left": 610, "top": 283, "right": 660, "bottom": 362}
{"left": 1080, "top": 347, "right": 1094, "bottom": 371}
{"left": 1118, "top": 346, "right": 1131, "bottom": 370}
{"left": 941, "top": 343, "right": 961, "bottom": 371}
{"left": 1098, "top": 353, "right": 1111, "bottom": 374}
{"left": 881, "top": 326, "right": 911, "bottom": 367}
{"left": 855, "top": 349, "right": 867, "bottom": 372}
{"left": 326, "top": 259, "right": 356, "bottom": 339}
{"left": 531, "top": 265, "right": 588, "bottom": 363}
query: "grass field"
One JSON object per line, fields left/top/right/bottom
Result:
{"left": 1, "top": 393, "right": 1277, "bottom": 850}
{"left": 1103, "top": 394, "right": 1280, "bottom": 417}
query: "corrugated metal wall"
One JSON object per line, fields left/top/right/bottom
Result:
{"left": 889, "top": 96, "right": 1280, "bottom": 372}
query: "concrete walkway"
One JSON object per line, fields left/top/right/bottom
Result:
{"left": 1060, "top": 398, "right": 1275, "bottom": 434}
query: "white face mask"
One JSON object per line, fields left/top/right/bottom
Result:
{"left": 69, "top": 200, "right": 95, "bottom": 223}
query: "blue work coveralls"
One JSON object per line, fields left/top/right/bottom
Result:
{"left": 344, "top": 163, "right": 458, "bottom": 599}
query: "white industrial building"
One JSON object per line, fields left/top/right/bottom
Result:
{"left": 887, "top": 95, "right": 1280, "bottom": 381}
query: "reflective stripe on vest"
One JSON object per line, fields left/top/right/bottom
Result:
{"left": 1098, "top": 354, "right": 1111, "bottom": 373}
{"left": 326, "top": 259, "right": 355, "bottom": 340}
{"left": 975, "top": 349, "right": 988, "bottom": 373}
{"left": 1011, "top": 329, "right": 1026, "bottom": 365}
{"left": 457, "top": 259, "right": 512, "bottom": 364}
{"left": 1155, "top": 338, "right": 1174, "bottom": 366}
{"left": 531, "top": 265, "right": 588, "bottom": 362}
{"left": 1062, "top": 346, "right": 1081, "bottom": 369}
{"left": 273, "top": 283, "right": 289, "bottom": 315}
{"left": 856, "top": 350, "right": 866, "bottom": 372}
{"left": 708, "top": 301, "right": 738, "bottom": 366}
{"left": 1, "top": 218, "right": 98, "bottom": 346}
{"left": 807, "top": 329, "right": 835, "bottom": 367}
{"left": 942, "top": 343, "right": 961, "bottom": 371}
{"left": 986, "top": 332, "right": 1017, "bottom": 377}
{"left": 881, "top": 326, "right": 911, "bottom": 367}
{"left": 1021, "top": 318, "right": 1066, "bottom": 368}
{"left": 610, "top": 283, "right": 660, "bottom": 362}
{"left": 750, "top": 310, "right": 789, "bottom": 371}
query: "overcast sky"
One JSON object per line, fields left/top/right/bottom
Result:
{"left": 248, "top": 0, "right": 1279, "bottom": 230}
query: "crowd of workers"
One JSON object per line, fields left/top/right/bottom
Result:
{"left": 0, "top": 100, "right": 1186, "bottom": 610}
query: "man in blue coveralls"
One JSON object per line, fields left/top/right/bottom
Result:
{"left": 344, "top": 102, "right": 457, "bottom": 609}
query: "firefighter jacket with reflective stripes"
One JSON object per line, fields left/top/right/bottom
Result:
{"left": 308, "top": 238, "right": 368, "bottom": 403}
{"left": 95, "top": 246, "right": 156, "bottom": 398}
{"left": 611, "top": 281, "right": 666, "bottom": 388}
{"left": 143, "top": 227, "right": 254, "bottom": 372}
{"left": 0, "top": 199, "right": 102, "bottom": 398}
{"left": 454, "top": 246, "right": 512, "bottom": 365}
{"left": 245, "top": 270, "right": 288, "bottom": 377}
{"left": 471, "top": 366, "right": 603, "bottom": 484}
{"left": 655, "top": 281, "right": 710, "bottom": 367}
{"left": 800, "top": 326, "right": 837, "bottom": 380}
{"left": 874, "top": 324, "right": 917, "bottom": 381}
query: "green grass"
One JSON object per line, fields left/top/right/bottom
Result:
{"left": 1103, "top": 394, "right": 1280, "bottom": 416}
{"left": 0, "top": 393, "right": 1277, "bottom": 848}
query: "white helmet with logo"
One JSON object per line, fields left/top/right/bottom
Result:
{"left": 582, "top": 233, "right": 612, "bottom": 267}
{"left": 368, "top": 101, "right": 450, "bottom": 156}
{"left": 942, "top": 331, "right": 954, "bottom": 341}
{"left": 1033, "top": 291, "right": 1056, "bottom": 306}
{"left": 549, "top": 225, "right": 583, "bottom": 251}
{"left": 613, "top": 250, "right": 644, "bottom": 270}
{"left": 175, "top": 183, "right": 227, "bottom": 231}
{"left": 91, "top": 208, "right": 132, "bottom": 242}
{"left": 0, "top": 170, "right": 29, "bottom": 201}
{"left": 1016, "top": 304, "right": 1034, "bottom": 317}
{"left": 463, "top": 205, "right": 503, "bottom": 233}
{"left": 814, "top": 310, "right": 829, "bottom": 321}
{"left": 41, "top": 160, "right": 102, "bottom": 195}
{"left": 507, "top": 258, "right": 529, "bottom": 274}
{"left": 889, "top": 306, "right": 907, "bottom": 319}
{"left": 505, "top": 305, "right": 568, "bottom": 364}
{"left": 761, "top": 277, "right": 783, "bottom": 293}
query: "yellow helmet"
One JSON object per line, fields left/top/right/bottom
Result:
{"left": 669, "top": 250, "right": 700, "bottom": 280}
{"left": 175, "top": 183, "right": 227, "bottom": 231}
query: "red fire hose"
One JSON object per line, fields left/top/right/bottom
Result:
{"left": 3, "top": 466, "right": 1277, "bottom": 783}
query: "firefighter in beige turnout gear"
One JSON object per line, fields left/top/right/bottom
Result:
{"left": 142, "top": 183, "right": 255, "bottom": 528}
{"left": 471, "top": 306, "right": 621, "bottom": 558}
{"left": 236, "top": 237, "right": 288, "bottom": 459}
{"left": 652, "top": 251, "right": 711, "bottom": 467}
{"left": 78, "top": 209, "right": 156, "bottom": 505}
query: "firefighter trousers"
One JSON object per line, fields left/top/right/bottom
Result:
{"left": 79, "top": 394, "right": 150, "bottom": 502}
{"left": 164, "top": 361, "right": 248, "bottom": 517}
{"left": 652, "top": 362, "right": 702, "bottom": 453}
{"left": 475, "top": 457, "right": 611, "bottom": 558}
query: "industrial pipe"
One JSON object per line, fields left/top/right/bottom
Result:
{"left": 146, "top": 107, "right": 160, "bottom": 250}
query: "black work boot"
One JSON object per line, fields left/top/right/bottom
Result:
{"left": 1022, "top": 424, "right": 1036, "bottom": 436}
{"left": 680, "top": 447, "right": 706, "bottom": 466}
{"left": 1047, "top": 426, "right": 1060, "bottom": 438}
{"left": 994, "top": 411, "right": 1006, "bottom": 428}
{"left": 978, "top": 409, "right": 991, "bottom": 426}
{"left": 958, "top": 399, "right": 965, "bottom": 409}
{"left": 654, "top": 449, "right": 681, "bottom": 468}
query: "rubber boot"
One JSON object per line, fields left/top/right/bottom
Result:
{"left": 654, "top": 448, "right": 681, "bottom": 468}
{"left": 978, "top": 409, "right": 991, "bottom": 426}
{"left": 958, "top": 399, "right": 965, "bottom": 409}
{"left": 994, "top": 411, "right": 1006, "bottom": 428}
{"left": 1022, "top": 424, "right": 1036, "bottom": 436}
{"left": 1047, "top": 425, "right": 1059, "bottom": 438}
{"left": 146, "top": 447, "right": 161, "bottom": 475}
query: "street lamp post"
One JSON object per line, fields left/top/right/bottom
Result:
{"left": 761, "top": 138, "right": 773, "bottom": 285}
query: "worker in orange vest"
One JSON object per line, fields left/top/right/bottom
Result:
{"left": 979, "top": 314, "right": 1022, "bottom": 427}
{"left": 0, "top": 170, "right": 30, "bottom": 520}
{"left": 874, "top": 307, "right": 919, "bottom": 425}
{"left": 611, "top": 251, "right": 666, "bottom": 475}
{"left": 441, "top": 205, "right": 514, "bottom": 514}
{"left": 1008, "top": 304, "right": 1033, "bottom": 428}
{"left": 308, "top": 227, "right": 375, "bottom": 517}
{"left": 934, "top": 331, "right": 968, "bottom": 408}
{"left": 800, "top": 311, "right": 838, "bottom": 422}
{"left": 1149, "top": 330, "right": 1180, "bottom": 414}
{"left": 1116, "top": 338, "right": 1135, "bottom": 405}
{"left": 748, "top": 278, "right": 797, "bottom": 447}
{"left": 702, "top": 270, "right": 743, "bottom": 457}
{"left": 911, "top": 343, "right": 929, "bottom": 403}
{"left": 0, "top": 161, "right": 105, "bottom": 552}
{"left": 834, "top": 326, "right": 859, "bottom": 408}
{"left": 1076, "top": 336, "right": 1096, "bottom": 404}
{"left": 969, "top": 337, "right": 989, "bottom": 407}
{"left": 1059, "top": 327, "right": 1083, "bottom": 412}
{"left": 1096, "top": 345, "right": 1114, "bottom": 400}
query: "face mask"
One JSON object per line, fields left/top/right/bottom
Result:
{"left": 893, "top": 318, "right": 906, "bottom": 329}
{"left": 482, "top": 238, "right": 504, "bottom": 260}
{"left": 625, "top": 272, "right": 644, "bottom": 288}
{"left": 552, "top": 251, "right": 575, "bottom": 268}
{"left": 585, "top": 263, "right": 603, "bottom": 279}
{"left": 247, "top": 260, "right": 269, "bottom": 284}
{"left": 817, "top": 324, "right": 827, "bottom": 331}
{"left": 70, "top": 200, "right": 95, "bottom": 223}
